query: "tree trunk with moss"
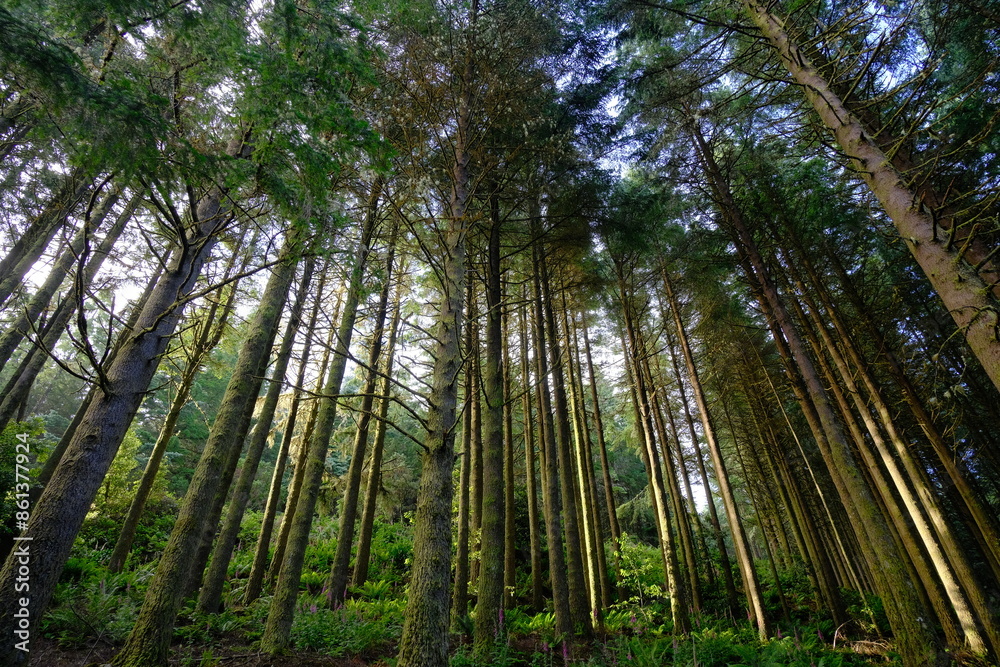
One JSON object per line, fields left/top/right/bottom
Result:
{"left": 261, "top": 183, "right": 381, "bottom": 654}
{"left": 742, "top": 0, "right": 1000, "bottom": 392}
{"left": 115, "top": 225, "right": 303, "bottom": 667}
{"left": 474, "top": 195, "right": 506, "bottom": 653}
{"left": 326, "top": 237, "right": 397, "bottom": 606}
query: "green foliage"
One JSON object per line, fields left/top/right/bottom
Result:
{"left": 614, "top": 533, "right": 667, "bottom": 605}
{"left": 365, "top": 518, "right": 413, "bottom": 584}
{"left": 90, "top": 428, "right": 144, "bottom": 515}
{"left": 0, "top": 419, "right": 45, "bottom": 534}
{"left": 289, "top": 599, "right": 402, "bottom": 656}
{"left": 76, "top": 494, "right": 177, "bottom": 565}
{"left": 42, "top": 560, "right": 154, "bottom": 648}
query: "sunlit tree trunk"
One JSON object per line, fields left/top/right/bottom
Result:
{"left": 452, "top": 284, "right": 474, "bottom": 627}
{"left": 743, "top": 0, "right": 1000, "bottom": 392}
{"left": 530, "top": 232, "right": 572, "bottom": 637}
{"left": 539, "top": 246, "right": 592, "bottom": 636}
{"left": 245, "top": 261, "right": 328, "bottom": 604}
{"left": 266, "top": 296, "right": 340, "bottom": 590}
{"left": 262, "top": 183, "right": 380, "bottom": 654}
{"left": 694, "top": 119, "right": 944, "bottom": 666}
{"left": 520, "top": 301, "right": 545, "bottom": 611}
{"left": 326, "top": 232, "right": 397, "bottom": 606}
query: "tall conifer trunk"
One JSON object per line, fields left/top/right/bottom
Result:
{"left": 742, "top": 0, "right": 1000, "bottom": 392}
{"left": 0, "top": 131, "right": 250, "bottom": 667}
{"left": 115, "top": 224, "right": 304, "bottom": 667}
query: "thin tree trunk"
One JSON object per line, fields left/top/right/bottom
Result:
{"left": 245, "top": 260, "right": 328, "bottom": 604}
{"left": 198, "top": 256, "right": 316, "bottom": 613}
{"left": 663, "top": 271, "right": 768, "bottom": 639}
{"left": 326, "top": 234, "right": 397, "bottom": 606}
{"left": 0, "top": 169, "right": 92, "bottom": 309}
{"left": 474, "top": 194, "right": 506, "bottom": 653}
{"left": 353, "top": 274, "right": 404, "bottom": 588}
{"left": 530, "top": 232, "right": 572, "bottom": 637}
{"left": 693, "top": 120, "right": 944, "bottom": 665}
{"left": 108, "top": 231, "right": 249, "bottom": 574}
{"left": 0, "top": 188, "right": 132, "bottom": 365}
{"left": 116, "top": 224, "right": 304, "bottom": 666}
{"left": 538, "top": 249, "right": 592, "bottom": 636}
{"left": 266, "top": 290, "right": 342, "bottom": 590}
{"left": 261, "top": 181, "right": 381, "bottom": 654}
{"left": 520, "top": 301, "right": 544, "bottom": 611}
{"left": 452, "top": 284, "right": 474, "bottom": 627}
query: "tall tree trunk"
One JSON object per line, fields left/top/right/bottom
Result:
{"left": 0, "top": 187, "right": 132, "bottom": 365}
{"left": 0, "top": 132, "right": 249, "bottom": 666}
{"left": 616, "top": 283, "right": 689, "bottom": 633}
{"left": 567, "top": 309, "right": 612, "bottom": 611}
{"left": 0, "top": 169, "right": 92, "bottom": 309}
{"left": 520, "top": 301, "right": 545, "bottom": 611}
{"left": 198, "top": 256, "right": 316, "bottom": 613}
{"left": 326, "top": 234, "right": 397, "bottom": 606}
{"left": 502, "top": 302, "right": 517, "bottom": 610}
{"left": 395, "top": 38, "right": 472, "bottom": 657}
{"left": 538, "top": 250, "right": 592, "bottom": 635}
{"left": 116, "top": 224, "right": 304, "bottom": 667}
{"left": 452, "top": 284, "right": 474, "bottom": 627}
{"left": 108, "top": 230, "right": 249, "bottom": 574}
{"left": 0, "top": 193, "right": 133, "bottom": 435}
{"left": 826, "top": 248, "right": 1000, "bottom": 584}
{"left": 266, "top": 289, "right": 342, "bottom": 590}
{"left": 474, "top": 194, "right": 506, "bottom": 653}
{"left": 663, "top": 272, "right": 768, "bottom": 639}
{"left": 788, "top": 252, "right": 999, "bottom": 656}
{"left": 530, "top": 232, "right": 572, "bottom": 637}
{"left": 666, "top": 334, "right": 738, "bottom": 614}
{"left": 581, "top": 315, "right": 623, "bottom": 597}
{"left": 743, "top": 0, "right": 1000, "bottom": 392}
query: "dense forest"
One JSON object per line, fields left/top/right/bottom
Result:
{"left": 0, "top": 0, "right": 998, "bottom": 665}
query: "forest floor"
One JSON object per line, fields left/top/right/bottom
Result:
{"left": 31, "top": 632, "right": 912, "bottom": 667}
{"left": 35, "top": 637, "right": 385, "bottom": 666}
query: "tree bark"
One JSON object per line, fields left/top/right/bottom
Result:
{"left": 743, "top": 0, "right": 1000, "bottom": 393}
{"left": 474, "top": 194, "right": 506, "bottom": 653}
{"left": 116, "top": 224, "right": 304, "bottom": 666}
{"left": 0, "top": 131, "right": 247, "bottom": 666}
{"left": 663, "top": 271, "right": 769, "bottom": 639}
